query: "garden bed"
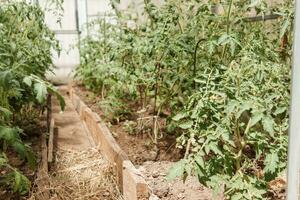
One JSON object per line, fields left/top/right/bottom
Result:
{"left": 74, "top": 84, "right": 183, "bottom": 165}
{"left": 72, "top": 84, "right": 287, "bottom": 200}
{"left": 73, "top": 84, "right": 214, "bottom": 200}
{"left": 74, "top": 1, "right": 292, "bottom": 198}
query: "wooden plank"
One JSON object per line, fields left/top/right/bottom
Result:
{"left": 35, "top": 131, "right": 50, "bottom": 199}
{"left": 46, "top": 94, "right": 52, "bottom": 132}
{"left": 123, "top": 160, "right": 150, "bottom": 200}
{"left": 47, "top": 119, "right": 55, "bottom": 163}
{"left": 82, "top": 107, "right": 128, "bottom": 191}
{"left": 69, "top": 87, "right": 151, "bottom": 198}
{"left": 41, "top": 132, "right": 48, "bottom": 172}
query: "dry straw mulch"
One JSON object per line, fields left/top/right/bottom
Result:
{"left": 29, "top": 147, "right": 123, "bottom": 200}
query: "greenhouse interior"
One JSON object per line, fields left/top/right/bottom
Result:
{"left": 0, "top": 0, "right": 298, "bottom": 199}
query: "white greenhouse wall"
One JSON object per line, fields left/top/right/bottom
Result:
{"left": 43, "top": 0, "right": 115, "bottom": 84}
{"left": 40, "top": 0, "right": 80, "bottom": 84}
{"left": 86, "top": 0, "right": 115, "bottom": 36}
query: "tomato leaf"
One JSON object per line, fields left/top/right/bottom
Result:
{"left": 34, "top": 82, "right": 48, "bottom": 103}
{"left": 166, "top": 159, "right": 186, "bottom": 181}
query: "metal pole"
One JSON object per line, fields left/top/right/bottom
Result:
{"left": 74, "top": 0, "right": 79, "bottom": 32}
{"left": 287, "top": 0, "right": 300, "bottom": 199}
{"left": 76, "top": 0, "right": 88, "bottom": 37}
{"left": 85, "top": 0, "right": 88, "bottom": 36}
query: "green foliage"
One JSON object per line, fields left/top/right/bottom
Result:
{"left": 0, "top": 0, "right": 65, "bottom": 195}
{"left": 166, "top": 159, "right": 187, "bottom": 181}
{"left": 0, "top": 153, "right": 31, "bottom": 195}
{"left": 123, "top": 120, "right": 137, "bottom": 135}
{"left": 76, "top": 0, "right": 293, "bottom": 198}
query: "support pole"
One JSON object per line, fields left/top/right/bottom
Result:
{"left": 76, "top": 0, "right": 88, "bottom": 37}
{"left": 287, "top": 1, "right": 300, "bottom": 199}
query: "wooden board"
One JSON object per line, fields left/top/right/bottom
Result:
{"left": 35, "top": 131, "right": 50, "bottom": 199}
{"left": 48, "top": 118, "right": 55, "bottom": 163}
{"left": 69, "top": 88, "right": 151, "bottom": 199}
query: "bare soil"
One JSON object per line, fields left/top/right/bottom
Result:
{"left": 140, "top": 161, "right": 212, "bottom": 200}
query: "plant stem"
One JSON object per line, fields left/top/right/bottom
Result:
{"left": 153, "top": 62, "right": 161, "bottom": 114}
{"left": 184, "top": 138, "right": 192, "bottom": 159}
{"left": 193, "top": 39, "right": 205, "bottom": 89}
{"left": 235, "top": 118, "right": 242, "bottom": 171}
{"left": 235, "top": 118, "right": 251, "bottom": 172}
{"left": 222, "top": 0, "right": 234, "bottom": 59}
{"left": 226, "top": 0, "right": 234, "bottom": 35}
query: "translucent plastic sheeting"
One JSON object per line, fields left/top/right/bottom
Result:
{"left": 77, "top": 0, "right": 88, "bottom": 37}
{"left": 41, "top": 0, "right": 80, "bottom": 83}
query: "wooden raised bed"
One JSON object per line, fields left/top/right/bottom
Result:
{"left": 68, "top": 85, "right": 151, "bottom": 200}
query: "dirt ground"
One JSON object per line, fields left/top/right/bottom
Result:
{"left": 140, "top": 161, "right": 212, "bottom": 200}
{"left": 111, "top": 123, "right": 182, "bottom": 165}
{"left": 74, "top": 84, "right": 214, "bottom": 200}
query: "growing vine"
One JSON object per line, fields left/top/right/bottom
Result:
{"left": 0, "top": 0, "right": 64, "bottom": 195}
{"left": 76, "top": 0, "right": 294, "bottom": 198}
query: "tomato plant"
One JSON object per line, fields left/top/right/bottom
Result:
{"left": 76, "top": 0, "right": 293, "bottom": 198}
{"left": 0, "top": 0, "right": 64, "bottom": 194}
